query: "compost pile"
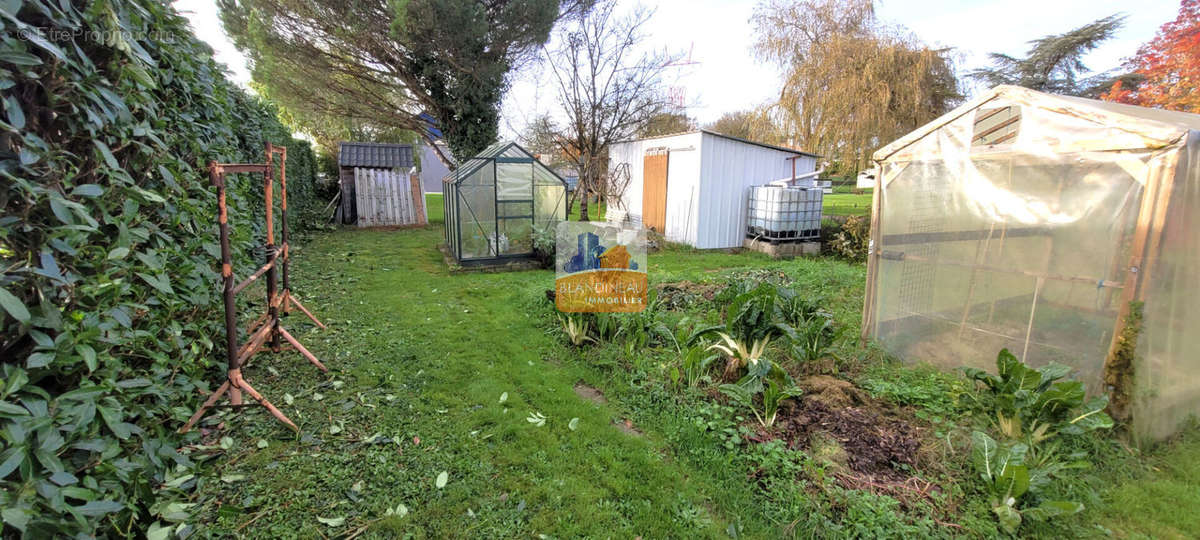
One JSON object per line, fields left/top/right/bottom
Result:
{"left": 753, "top": 376, "right": 923, "bottom": 481}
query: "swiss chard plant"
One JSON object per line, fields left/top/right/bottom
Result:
{"left": 964, "top": 349, "right": 1113, "bottom": 445}
{"left": 689, "top": 282, "right": 800, "bottom": 381}
{"left": 719, "top": 379, "right": 803, "bottom": 428}
{"left": 964, "top": 349, "right": 1113, "bottom": 535}
{"left": 560, "top": 315, "right": 595, "bottom": 346}
{"left": 971, "top": 431, "right": 1084, "bottom": 535}
{"left": 669, "top": 345, "right": 719, "bottom": 389}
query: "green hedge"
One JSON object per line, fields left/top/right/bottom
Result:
{"left": 1, "top": 1, "right": 320, "bottom": 535}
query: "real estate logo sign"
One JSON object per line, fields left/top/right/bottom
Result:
{"left": 555, "top": 222, "right": 647, "bottom": 312}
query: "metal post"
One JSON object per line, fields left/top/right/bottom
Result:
{"left": 212, "top": 162, "right": 242, "bottom": 405}
{"left": 278, "top": 145, "right": 290, "bottom": 293}
{"left": 264, "top": 144, "right": 281, "bottom": 353}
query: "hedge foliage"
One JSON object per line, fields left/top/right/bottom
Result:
{"left": 1, "top": 1, "right": 322, "bottom": 535}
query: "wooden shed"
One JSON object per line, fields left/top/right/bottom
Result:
{"left": 336, "top": 142, "right": 426, "bottom": 227}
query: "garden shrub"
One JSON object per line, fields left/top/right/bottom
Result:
{"left": 828, "top": 214, "right": 870, "bottom": 261}
{"left": 1, "top": 1, "right": 320, "bottom": 535}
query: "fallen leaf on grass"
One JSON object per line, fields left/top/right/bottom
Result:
{"left": 435, "top": 471, "right": 448, "bottom": 489}
{"left": 316, "top": 516, "right": 345, "bottom": 527}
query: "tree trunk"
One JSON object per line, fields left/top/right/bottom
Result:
{"left": 579, "top": 188, "right": 590, "bottom": 221}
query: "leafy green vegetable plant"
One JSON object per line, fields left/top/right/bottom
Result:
{"left": 718, "top": 379, "right": 803, "bottom": 428}
{"left": 790, "top": 312, "right": 843, "bottom": 366}
{"left": 670, "top": 345, "right": 719, "bottom": 389}
{"left": 560, "top": 315, "right": 595, "bottom": 346}
{"left": 964, "top": 349, "right": 1113, "bottom": 535}
{"left": 964, "top": 349, "right": 1113, "bottom": 445}
{"left": 690, "top": 282, "right": 801, "bottom": 380}
{"left": 971, "top": 431, "right": 1084, "bottom": 534}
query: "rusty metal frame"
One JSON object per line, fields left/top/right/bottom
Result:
{"left": 180, "top": 143, "right": 328, "bottom": 433}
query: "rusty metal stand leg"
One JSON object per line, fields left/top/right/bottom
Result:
{"left": 180, "top": 380, "right": 231, "bottom": 433}
{"left": 229, "top": 369, "right": 297, "bottom": 431}
{"left": 286, "top": 295, "right": 327, "bottom": 329}
{"left": 277, "top": 326, "right": 328, "bottom": 372}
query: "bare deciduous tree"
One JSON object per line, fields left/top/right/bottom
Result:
{"left": 545, "top": 1, "right": 679, "bottom": 221}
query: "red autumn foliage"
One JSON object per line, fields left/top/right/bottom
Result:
{"left": 1102, "top": 0, "right": 1200, "bottom": 112}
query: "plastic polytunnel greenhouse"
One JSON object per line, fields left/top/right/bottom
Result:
{"left": 862, "top": 85, "right": 1200, "bottom": 441}
{"left": 442, "top": 142, "right": 569, "bottom": 265}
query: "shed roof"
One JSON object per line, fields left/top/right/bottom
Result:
{"left": 875, "top": 85, "right": 1200, "bottom": 162}
{"left": 617, "top": 129, "right": 821, "bottom": 158}
{"left": 339, "top": 142, "right": 415, "bottom": 169}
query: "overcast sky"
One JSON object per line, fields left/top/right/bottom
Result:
{"left": 175, "top": 0, "right": 1179, "bottom": 139}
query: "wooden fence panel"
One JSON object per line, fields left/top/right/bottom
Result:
{"left": 353, "top": 167, "right": 424, "bottom": 227}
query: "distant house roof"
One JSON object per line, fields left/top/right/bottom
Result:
{"left": 339, "top": 142, "right": 414, "bottom": 169}
{"left": 616, "top": 129, "right": 821, "bottom": 159}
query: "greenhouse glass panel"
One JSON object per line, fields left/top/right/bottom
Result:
{"left": 458, "top": 182, "right": 496, "bottom": 259}
{"left": 501, "top": 145, "right": 528, "bottom": 158}
{"left": 534, "top": 166, "right": 562, "bottom": 185}
{"left": 534, "top": 185, "right": 566, "bottom": 225}
{"left": 497, "top": 162, "right": 531, "bottom": 200}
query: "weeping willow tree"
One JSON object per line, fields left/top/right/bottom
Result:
{"left": 752, "top": 0, "right": 961, "bottom": 173}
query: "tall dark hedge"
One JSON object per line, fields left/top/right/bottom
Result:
{"left": 0, "top": 1, "right": 321, "bottom": 535}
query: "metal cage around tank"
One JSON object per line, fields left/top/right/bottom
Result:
{"left": 745, "top": 185, "right": 824, "bottom": 242}
{"left": 442, "top": 142, "right": 569, "bottom": 266}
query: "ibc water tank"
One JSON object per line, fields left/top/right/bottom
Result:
{"left": 745, "top": 185, "right": 823, "bottom": 242}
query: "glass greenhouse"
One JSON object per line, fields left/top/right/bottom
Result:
{"left": 442, "top": 142, "right": 569, "bottom": 265}
{"left": 863, "top": 85, "right": 1200, "bottom": 441}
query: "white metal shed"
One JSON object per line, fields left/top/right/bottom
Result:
{"left": 606, "top": 130, "right": 819, "bottom": 249}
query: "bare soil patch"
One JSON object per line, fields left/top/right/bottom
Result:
{"left": 573, "top": 382, "right": 608, "bottom": 405}
{"left": 614, "top": 418, "right": 643, "bottom": 437}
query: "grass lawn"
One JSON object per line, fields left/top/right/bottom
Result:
{"left": 823, "top": 192, "right": 873, "bottom": 216}
{"left": 189, "top": 223, "right": 1198, "bottom": 538}
{"left": 426, "top": 192, "right": 604, "bottom": 224}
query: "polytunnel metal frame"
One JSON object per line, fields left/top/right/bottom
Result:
{"left": 442, "top": 141, "right": 569, "bottom": 266}
{"left": 861, "top": 85, "right": 1200, "bottom": 442}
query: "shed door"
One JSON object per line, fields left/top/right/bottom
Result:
{"left": 642, "top": 148, "right": 669, "bottom": 232}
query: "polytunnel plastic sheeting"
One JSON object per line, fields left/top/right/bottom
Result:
{"left": 866, "top": 90, "right": 1200, "bottom": 440}
{"left": 865, "top": 86, "right": 1200, "bottom": 440}
{"left": 869, "top": 151, "right": 1145, "bottom": 391}
{"left": 1135, "top": 133, "right": 1200, "bottom": 441}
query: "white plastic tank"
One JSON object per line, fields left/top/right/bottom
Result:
{"left": 746, "top": 185, "right": 823, "bottom": 241}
